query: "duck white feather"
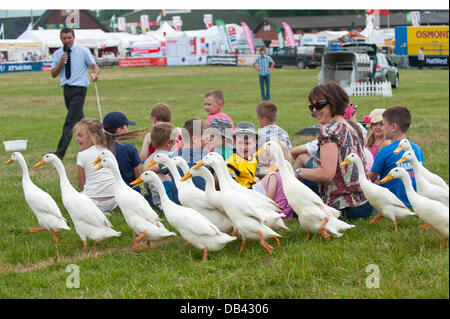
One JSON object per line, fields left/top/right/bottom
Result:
{"left": 194, "top": 153, "right": 281, "bottom": 254}
{"left": 207, "top": 152, "right": 289, "bottom": 231}
{"left": 146, "top": 153, "right": 234, "bottom": 233}
{"left": 257, "top": 141, "right": 354, "bottom": 240}
{"left": 34, "top": 153, "right": 121, "bottom": 247}
{"left": 397, "top": 151, "right": 449, "bottom": 207}
{"left": 136, "top": 171, "right": 236, "bottom": 261}
{"left": 394, "top": 139, "right": 449, "bottom": 192}
{"left": 381, "top": 167, "right": 449, "bottom": 248}
{"left": 96, "top": 156, "right": 175, "bottom": 251}
{"left": 341, "top": 153, "right": 414, "bottom": 231}
{"left": 6, "top": 152, "right": 69, "bottom": 243}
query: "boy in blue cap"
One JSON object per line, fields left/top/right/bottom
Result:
{"left": 103, "top": 111, "right": 142, "bottom": 192}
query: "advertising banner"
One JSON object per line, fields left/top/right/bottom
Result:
{"left": 167, "top": 56, "right": 207, "bottom": 66}
{"left": 0, "top": 61, "right": 51, "bottom": 73}
{"left": 118, "top": 57, "right": 167, "bottom": 68}
{"left": 237, "top": 54, "right": 258, "bottom": 66}
{"left": 206, "top": 55, "right": 237, "bottom": 66}
{"left": 227, "top": 25, "right": 238, "bottom": 52}
{"left": 215, "top": 20, "right": 232, "bottom": 53}
{"left": 282, "top": 22, "right": 296, "bottom": 47}
{"left": 204, "top": 14, "right": 213, "bottom": 29}
{"left": 407, "top": 26, "right": 449, "bottom": 55}
{"left": 241, "top": 22, "right": 255, "bottom": 54}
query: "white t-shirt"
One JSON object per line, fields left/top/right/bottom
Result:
{"left": 77, "top": 145, "right": 116, "bottom": 198}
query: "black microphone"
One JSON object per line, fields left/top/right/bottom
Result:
{"left": 63, "top": 44, "right": 68, "bottom": 65}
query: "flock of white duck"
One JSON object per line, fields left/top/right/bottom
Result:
{"left": 4, "top": 138, "right": 449, "bottom": 261}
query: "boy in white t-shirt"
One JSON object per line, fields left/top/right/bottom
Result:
{"left": 74, "top": 118, "right": 117, "bottom": 216}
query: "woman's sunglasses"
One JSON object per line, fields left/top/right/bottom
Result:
{"left": 309, "top": 100, "right": 328, "bottom": 112}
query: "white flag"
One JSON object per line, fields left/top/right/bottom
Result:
{"left": 110, "top": 14, "right": 116, "bottom": 28}
{"left": 26, "top": 22, "right": 33, "bottom": 31}
{"left": 0, "top": 23, "right": 4, "bottom": 39}
{"left": 411, "top": 11, "right": 420, "bottom": 27}
{"left": 118, "top": 17, "right": 126, "bottom": 31}
{"left": 140, "top": 15, "right": 149, "bottom": 29}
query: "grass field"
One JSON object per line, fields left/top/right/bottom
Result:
{"left": 0, "top": 66, "right": 448, "bottom": 299}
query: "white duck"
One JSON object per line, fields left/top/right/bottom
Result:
{"left": 193, "top": 153, "right": 281, "bottom": 254}
{"left": 394, "top": 139, "right": 449, "bottom": 192}
{"left": 397, "top": 151, "right": 449, "bottom": 207}
{"left": 132, "top": 171, "right": 236, "bottom": 261}
{"left": 5, "top": 152, "right": 70, "bottom": 243}
{"left": 34, "top": 153, "right": 121, "bottom": 248}
{"left": 206, "top": 152, "right": 289, "bottom": 232}
{"left": 256, "top": 141, "right": 354, "bottom": 241}
{"left": 381, "top": 167, "right": 449, "bottom": 248}
{"left": 341, "top": 153, "right": 414, "bottom": 232}
{"left": 96, "top": 156, "right": 175, "bottom": 251}
{"left": 145, "top": 153, "right": 234, "bottom": 233}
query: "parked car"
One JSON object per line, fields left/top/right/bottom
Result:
{"left": 318, "top": 42, "right": 399, "bottom": 92}
{"left": 270, "top": 46, "right": 322, "bottom": 69}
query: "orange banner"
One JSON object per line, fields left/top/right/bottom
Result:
{"left": 118, "top": 57, "right": 167, "bottom": 68}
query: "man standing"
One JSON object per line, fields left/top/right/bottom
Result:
{"left": 253, "top": 48, "right": 275, "bottom": 100}
{"left": 51, "top": 27, "right": 100, "bottom": 159}
{"left": 418, "top": 47, "right": 425, "bottom": 70}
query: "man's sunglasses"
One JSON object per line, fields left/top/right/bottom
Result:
{"left": 309, "top": 101, "right": 328, "bottom": 112}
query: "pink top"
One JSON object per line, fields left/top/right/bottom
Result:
{"left": 364, "top": 147, "right": 374, "bottom": 172}
{"left": 206, "top": 113, "right": 235, "bottom": 131}
{"left": 265, "top": 171, "right": 294, "bottom": 219}
{"left": 370, "top": 140, "right": 385, "bottom": 159}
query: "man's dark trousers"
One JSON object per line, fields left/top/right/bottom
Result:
{"left": 55, "top": 85, "right": 87, "bottom": 159}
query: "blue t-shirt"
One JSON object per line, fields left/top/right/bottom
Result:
{"left": 371, "top": 139, "right": 424, "bottom": 207}
{"left": 114, "top": 142, "right": 141, "bottom": 191}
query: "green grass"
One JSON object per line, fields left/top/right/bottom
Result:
{"left": 0, "top": 66, "right": 448, "bottom": 299}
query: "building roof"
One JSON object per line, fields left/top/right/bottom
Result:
{"left": 258, "top": 11, "right": 449, "bottom": 31}
{"left": 113, "top": 9, "right": 257, "bottom": 32}
{"left": 0, "top": 16, "right": 39, "bottom": 39}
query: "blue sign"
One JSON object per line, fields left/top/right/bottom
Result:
{"left": 0, "top": 61, "right": 52, "bottom": 74}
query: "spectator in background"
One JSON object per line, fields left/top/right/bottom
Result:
{"left": 253, "top": 48, "right": 275, "bottom": 100}
{"left": 418, "top": 47, "right": 425, "bottom": 70}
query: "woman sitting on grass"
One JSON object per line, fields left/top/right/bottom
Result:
{"left": 294, "top": 81, "right": 374, "bottom": 220}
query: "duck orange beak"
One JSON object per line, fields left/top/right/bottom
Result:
{"left": 340, "top": 158, "right": 350, "bottom": 167}
{"left": 34, "top": 158, "right": 45, "bottom": 168}
{"left": 94, "top": 164, "right": 103, "bottom": 171}
{"left": 191, "top": 161, "right": 204, "bottom": 169}
{"left": 145, "top": 159, "right": 156, "bottom": 169}
{"left": 130, "top": 176, "right": 144, "bottom": 186}
{"left": 396, "top": 157, "right": 407, "bottom": 165}
{"left": 5, "top": 157, "right": 13, "bottom": 164}
{"left": 380, "top": 173, "right": 393, "bottom": 184}
{"left": 92, "top": 156, "right": 101, "bottom": 165}
{"left": 180, "top": 171, "right": 193, "bottom": 182}
{"left": 254, "top": 147, "right": 265, "bottom": 157}
{"left": 393, "top": 145, "right": 403, "bottom": 155}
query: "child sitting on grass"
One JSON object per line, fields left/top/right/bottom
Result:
{"left": 103, "top": 111, "right": 142, "bottom": 192}
{"left": 253, "top": 140, "right": 295, "bottom": 220}
{"left": 139, "top": 102, "right": 182, "bottom": 163}
{"left": 159, "top": 117, "right": 210, "bottom": 204}
{"left": 143, "top": 122, "right": 178, "bottom": 209}
{"left": 368, "top": 106, "right": 424, "bottom": 207}
{"left": 204, "top": 90, "right": 234, "bottom": 131}
{"left": 208, "top": 117, "right": 235, "bottom": 160}
{"left": 226, "top": 122, "right": 259, "bottom": 189}
{"left": 74, "top": 118, "right": 117, "bottom": 217}
{"left": 364, "top": 108, "right": 391, "bottom": 159}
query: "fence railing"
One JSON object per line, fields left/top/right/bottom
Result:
{"left": 350, "top": 81, "right": 392, "bottom": 97}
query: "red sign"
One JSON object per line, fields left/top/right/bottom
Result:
{"left": 368, "top": 9, "right": 390, "bottom": 15}
{"left": 118, "top": 57, "right": 167, "bottom": 68}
